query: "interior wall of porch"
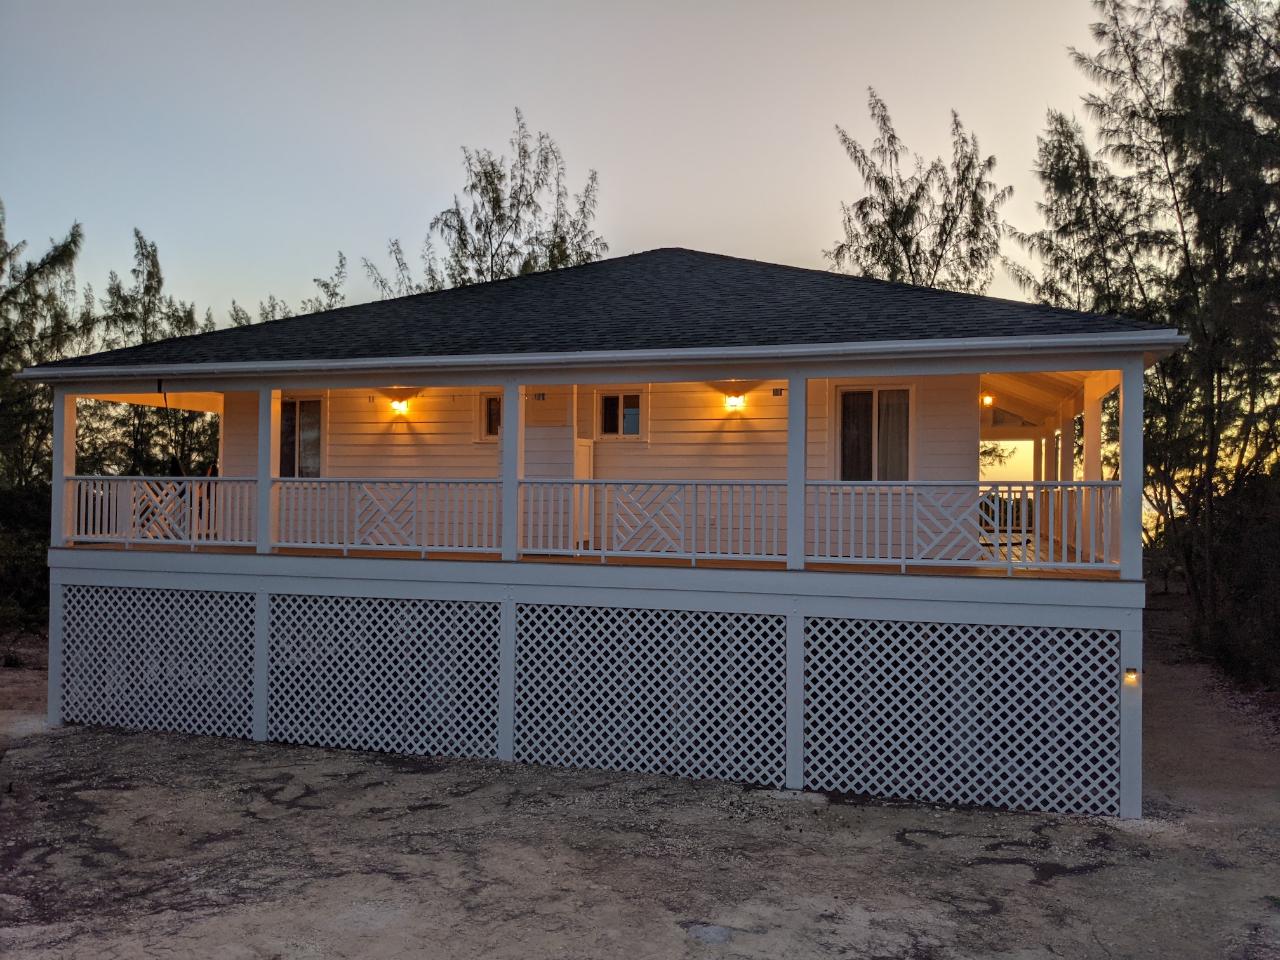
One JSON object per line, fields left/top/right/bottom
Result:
{"left": 220, "top": 375, "right": 984, "bottom": 483}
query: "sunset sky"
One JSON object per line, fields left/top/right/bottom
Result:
{"left": 2, "top": 0, "right": 1100, "bottom": 319}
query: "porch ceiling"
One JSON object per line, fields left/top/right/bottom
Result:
{"left": 78, "top": 391, "right": 225, "bottom": 414}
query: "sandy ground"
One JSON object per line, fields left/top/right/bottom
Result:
{"left": 1, "top": 595, "right": 1278, "bottom": 960}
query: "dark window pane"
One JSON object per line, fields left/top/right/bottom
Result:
{"left": 485, "top": 396, "right": 501, "bottom": 437}
{"left": 601, "top": 395, "right": 620, "bottom": 435}
{"left": 279, "top": 401, "right": 297, "bottom": 478}
{"left": 840, "top": 391, "right": 873, "bottom": 481}
{"left": 622, "top": 394, "right": 640, "bottom": 435}
{"left": 877, "top": 389, "right": 909, "bottom": 481}
{"left": 298, "top": 400, "right": 322, "bottom": 478}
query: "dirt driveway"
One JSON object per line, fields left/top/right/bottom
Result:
{"left": 2, "top": 595, "right": 1278, "bottom": 960}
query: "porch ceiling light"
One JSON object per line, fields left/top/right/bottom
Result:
{"left": 980, "top": 392, "right": 995, "bottom": 408}
{"left": 390, "top": 399, "right": 409, "bottom": 415}
{"left": 724, "top": 394, "right": 746, "bottom": 412}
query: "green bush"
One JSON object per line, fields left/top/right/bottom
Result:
{"left": 1204, "top": 471, "right": 1280, "bottom": 688}
{"left": 0, "top": 486, "right": 52, "bottom": 631}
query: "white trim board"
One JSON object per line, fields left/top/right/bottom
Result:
{"left": 21, "top": 330, "right": 1186, "bottom": 387}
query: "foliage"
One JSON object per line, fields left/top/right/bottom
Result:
{"left": 0, "top": 200, "right": 88, "bottom": 490}
{"left": 364, "top": 109, "right": 607, "bottom": 296}
{"left": 1015, "top": 0, "right": 1280, "bottom": 675}
{"left": 826, "top": 88, "right": 1014, "bottom": 293}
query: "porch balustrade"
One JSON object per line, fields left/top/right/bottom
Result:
{"left": 63, "top": 474, "right": 1123, "bottom": 573}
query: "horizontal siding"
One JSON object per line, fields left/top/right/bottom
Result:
{"left": 216, "top": 377, "right": 981, "bottom": 483}
{"left": 221, "top": 392, "right": 258, "bottom": 477}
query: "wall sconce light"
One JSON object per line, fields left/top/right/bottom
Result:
{"left": 390, "top": 399, "right": 409, "bottom": 415}
{"left": 980, "top": 392, "right": 995, "bottom": 408}
{"left": 1123, "top": 667, "right": 1140, "bottom": 686}
{"left": 724, "top": 394, "right": 746, "bottom": 412}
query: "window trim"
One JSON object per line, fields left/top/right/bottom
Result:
{"left": 475, "top": 390, "right": 503, "bottom": 443}
{"left": 595, "top": 386, "right": 648, "bottom": 442}
{"left": 830, "top": 382, "right": 915, "bottom": 482}
{"left": 279, "top": 393, "right": 327, "bottom": 478}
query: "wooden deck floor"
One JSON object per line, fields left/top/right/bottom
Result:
{"left": 63, "top": 541, "right": 1120, "bottom": 580}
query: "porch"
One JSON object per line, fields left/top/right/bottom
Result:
{"left": 50, "top": 366, "right": 1143, "bottom": 579}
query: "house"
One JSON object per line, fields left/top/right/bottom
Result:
{"left": 22, "top": 247, "right": 1186, "bottom": 818}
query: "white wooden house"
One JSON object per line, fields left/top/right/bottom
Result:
{"left": 22, "top": 248, "right": 1186, "bottom": 817}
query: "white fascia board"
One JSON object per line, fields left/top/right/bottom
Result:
{"left": 19, "top": 328, "right": 1187, "bottom": 385}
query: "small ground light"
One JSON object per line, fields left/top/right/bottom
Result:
{"left": 390, "top": 399, "right": 409, "bottom": 415}
{"left": 724, "top": 394, "right": 746, "bottom": 412}
{"left": 1124, "top": 668, "right": 1140, "bottom": 686}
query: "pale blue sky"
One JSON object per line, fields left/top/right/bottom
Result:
{"left": 1, "top": 0, "right": 1097, "bottom": 318}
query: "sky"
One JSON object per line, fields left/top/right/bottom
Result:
{"left": 2, "top": 0, "right": 1102, "bottom": 320}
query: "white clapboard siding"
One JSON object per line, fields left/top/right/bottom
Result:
{"left": 217, "top": 377, "right": 982, "bottom": 483}
{"left": 220, "top": 392, "right": 259, "bottom": 477}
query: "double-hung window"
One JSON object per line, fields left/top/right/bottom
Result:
{"left": 599, "top": 391, "right": 641, "bottom": 438}
{"left": 838, "top": 388, "right": 910, "bottom": 481}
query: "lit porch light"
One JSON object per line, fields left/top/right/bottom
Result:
{"left": 390, "top": 399, "right": 410, "bottom": 415}
{"left": 724, "top": 394, "right": 746, "bottom": 412}
{"left": 980, "top": 392, "right": 995, "bottom": 408}
{"left": 1123, "top": 668, "right": 1140, "bottom": 687}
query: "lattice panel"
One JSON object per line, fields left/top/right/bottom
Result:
{"left": 61, "top": 584, "right": 254, "bottom": 737}
{"left": 516, "top": 604, "right": 787, "bottom": 786}
{"left": 268, "top": 594, "right": 501, "bottom": 758}
{"left": 804, "top": 618, "right": 1120, "bottom": 815}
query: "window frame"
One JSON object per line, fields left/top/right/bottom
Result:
{"left": 595, "top": 386, "right": 648, "bottom": 442}
{"left": 831, "top": 382, "right": 915, "bottom": 482}
{"left": 278, "top": 394, "right": 327, "bottom": 478}
{"left": 475, "top": 391, "right": 503, "bottom": 443}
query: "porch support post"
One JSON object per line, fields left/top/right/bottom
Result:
{"left": 50, "top": 387, "right": 76, "bottom": 547}
{"left": 1119, "top": 623, "right": 1143, "bottom": 818}
{"left": 1032, "top": 437, "right": 1043, "bottom": 482}
{"left": 1058, "top": 401, "right": 1075, "bottom": 483}
{"left": 500, "top": 381, "right": 525, "bottom": 562}
{"left": 255, "top": 387, "right": 280, "bottom": 554}
{"left": 1119, "top": 357, "right": 1144, "bottom": 580}
{"left": 785, "top": 375, "right": 807, "bottom": 571}
{"left": 785, "top": 609, "right": 804, "bottom": 789}
{"left": 1083, "top": 377, "right": 1104, "bottom": 482}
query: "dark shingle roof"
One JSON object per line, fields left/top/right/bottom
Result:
{"left": 34, "top": 247, "right": 1165, "bottom": 372}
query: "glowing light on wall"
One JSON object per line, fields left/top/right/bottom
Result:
{"left": 980, "top": 392, "right": 995, "bottom": 408}
{"left": 390, "top": 399, "right": 409, "bottom": 415}
{"left": 724, "top": 394, "right": 746, "bottom": 412}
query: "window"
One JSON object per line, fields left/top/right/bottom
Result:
{"left": 280, "top": 398, "right": 322, "bottom": 478}
{"left": 478, "top": 393, "right": 502, "bottom": 440}
{"left": 839, "top": 388, "right": 909, "bottom": 481}
{"left": 599, "top": 392, "right": 641, "bottom": 438}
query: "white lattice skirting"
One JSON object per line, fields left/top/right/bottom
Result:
{"left": 56, "top": 582, "right": 1127, "bottom": 816}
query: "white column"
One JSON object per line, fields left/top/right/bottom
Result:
{"left": 256, "top": 387, "right": 281, "bottom": 554}
{"left": 785, "top": 375, "right": 807, "bottom": 571}
{"left": 1032, "top": 437, "right": 1043, "bottom": 482}
{"left": 784, "top": 609, "right": 804, "bottom": 788}
{"left": 1083, "top": 377, "right": 1104, "bottom": 482}
{"left": 1058, "top": 401, "right": 1076, "bottom": 483}
{"left": 1119, "top": 623, "right": 1143, "bottom": 818}
{"left": 1120, "top": 358, "right": 1144, "bottom": 579}
{"left": 497, "top": 595, "right": 516, "bottom": 760}
{"left": 500, "top": 381, "right": 525, "bottom": 561}
{"left": 252, "top": 591, "right": 270, "bottom": 740}
{"left": 49, "top": 387, "right": 76, "bottom": 547}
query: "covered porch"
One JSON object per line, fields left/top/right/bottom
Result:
{"left": 50, "top": 363, "right": 1145, "bottom": 579}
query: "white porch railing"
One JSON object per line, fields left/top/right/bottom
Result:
{"left": 806, "top": 481, "right": 1121, "bottom": 570}
{"left": 68, "top": 476, "right": 257, "bottom": 546}
{"left": 64, "top": 476, "right": 1121, "bottom": 573}
{"left": 274, "top": 478, "right": 502, "bottom": 553}
{"left": 519, "top": 480, "right": 788, "bottom": 561}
